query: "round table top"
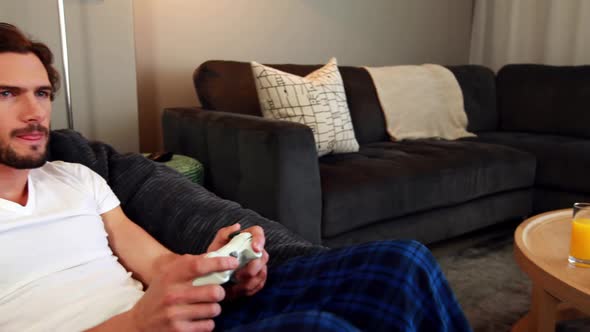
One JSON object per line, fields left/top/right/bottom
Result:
{"left": 515, "top": 209, "right": 590, "bottom": 313}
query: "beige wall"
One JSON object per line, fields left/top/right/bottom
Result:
{"left": 1, "top": 0, "right": 139, "bottom": 152}
{"left": 134, "top": 0, "right": 474, "bottom": 151}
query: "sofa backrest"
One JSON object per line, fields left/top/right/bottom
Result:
{"left": 497, "top": 64, "right": 590, "bottom": 137}
{"left": 447, "top": 65, "right": 498, "bottom": 133}
{"left": 194, "top": 60, "right": 388, "bottom": 144}
{"left": 194, "top": 61, "right": 498, "bottom": 144}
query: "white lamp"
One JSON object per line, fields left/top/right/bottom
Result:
{"left": 56, "top": 0, "right": 74, "bottom": 129}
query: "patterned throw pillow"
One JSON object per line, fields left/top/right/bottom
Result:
{"left": 251, "top": 58, "right": 359, "bottom": 157}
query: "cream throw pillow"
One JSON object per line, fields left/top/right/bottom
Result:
{"left": 365, "top": 64, "right": 475, "bottom": 140}
{"left": 251, "top": 58, "right": 359, "bottom": 156}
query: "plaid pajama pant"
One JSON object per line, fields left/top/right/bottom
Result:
{"left": 216, "top": 240, "right": 471, "bottom": 332}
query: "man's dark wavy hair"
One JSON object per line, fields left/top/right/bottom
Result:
{"left": 0, "top": 23, "right": 60, "bottom": 100}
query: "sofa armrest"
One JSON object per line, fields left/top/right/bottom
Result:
{"left": 162, "top": 107, "right": 323, "bottom": 244}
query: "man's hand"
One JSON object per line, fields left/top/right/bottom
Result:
{"left": 207, "top": 224, "right": 269, "bottom": 299}
{"left": 129, "top": 253, "right": 239, "bottom": 332}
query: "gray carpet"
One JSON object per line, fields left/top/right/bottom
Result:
{"left": 431, "top": 222, "right": 590, "bottom": 332}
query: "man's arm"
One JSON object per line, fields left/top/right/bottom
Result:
{"left": 85, "top": 206, "right": 239, "bottom": 331}
{"left": 101, "top": 206, "right": 176, "bottom": 285}
{"left": 84, "top": 252, "right": 236, "bottom": 332}
{"left": 101, "top": 206, "right": 269, "bottom": 294}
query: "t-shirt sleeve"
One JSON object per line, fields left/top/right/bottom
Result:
{"left": 78, "top": 165, "right": 121, "bottom": 215}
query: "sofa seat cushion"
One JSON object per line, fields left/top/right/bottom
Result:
{"left": 319, "top": 140, "right": 536, "bottom": 238}
{"left": 470, "top": 132, "right": 590, "bottom": 193}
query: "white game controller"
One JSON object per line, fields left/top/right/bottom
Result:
{"left": 192, "top": 232, "right": 263, "bottom": 287}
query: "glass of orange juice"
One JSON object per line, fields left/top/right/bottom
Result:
{"left": 569, "top": 203, "right": 590, "bottom": 267}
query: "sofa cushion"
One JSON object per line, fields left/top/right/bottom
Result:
{"left": 447, "top": 65, "right": 498, "bottom": 133}
{"left": 251, "top": 58, "right": 359, "bottom": 156}
{"left": 470, "top": 132, "right": 590, "bottom": 194}
{"left": 319, "top": 140, "right": 536, "bottom": 237}
{"left": 497, "top": 64, "right": 590, "bottom": 137}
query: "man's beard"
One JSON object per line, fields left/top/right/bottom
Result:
{"left": 0, "top": 124, "right": 49, "bottom": 169}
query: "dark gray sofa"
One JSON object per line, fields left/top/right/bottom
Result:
{"left": 162, "top": 61, "right": 589, "bottom": 247}
{"left": 464, "top": 65, "right": 590, "bottom": 214}
{"left": 47, "top": 129, "right": 326, "bottom": 267}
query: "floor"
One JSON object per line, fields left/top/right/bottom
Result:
{"left": 427, "top": 218, "right": 590, "bottom": 332}
{"left": 428, "top": 218, "right": 522, "bottom": 259}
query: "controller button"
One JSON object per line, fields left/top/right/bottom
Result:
{"left": 228, "top": 231, "right": 242, "bottom": 239}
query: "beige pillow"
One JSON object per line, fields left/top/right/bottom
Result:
{"left": 365, "top": 64, "right": 475, "bottom": 140}
{"left": 251, "top": 58, "right": 359, "bottom": 156}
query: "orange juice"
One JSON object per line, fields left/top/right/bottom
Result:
{"left": 570, "top": 218, "right": 590, "bottom": 260}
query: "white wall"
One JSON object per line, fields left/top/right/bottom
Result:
{"left": 1, "top": 0, "right": 140, "bottom": 153}
{"left": 133, "top": 0, "right": 474, "bottom": 151}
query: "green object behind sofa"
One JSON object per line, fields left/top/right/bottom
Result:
{"left": 167, "top": 154, "right": 204, "bottom": 185}
{"left": 144, "top": 154, "right": 204, "bottom": 185}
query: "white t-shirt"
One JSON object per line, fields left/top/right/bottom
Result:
{"left": 0, "top": 161, "right": 144, "bottom": 331}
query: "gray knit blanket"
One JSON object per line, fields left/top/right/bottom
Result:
{"left": 48, "top": 129, "right": 326, "bottom": 267}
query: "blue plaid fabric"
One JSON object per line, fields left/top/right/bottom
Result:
{"left": 224, "top": 311, "right": 360, "bottom": 332}
{"left": 217, "top": 240, "right": 471, "bottom": 332}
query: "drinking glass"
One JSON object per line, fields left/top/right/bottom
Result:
{"left": 568, "top": 202, "right": 590, "bottom": 267}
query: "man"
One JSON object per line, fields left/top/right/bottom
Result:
{"left": 0, "top": 23, "right": 471, "bottom": 331}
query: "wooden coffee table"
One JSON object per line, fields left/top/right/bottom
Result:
{"left": 513, "top": 209, "right": 590, "bottom": 332}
